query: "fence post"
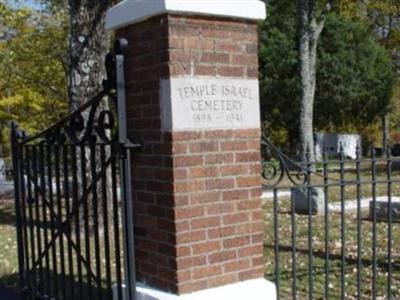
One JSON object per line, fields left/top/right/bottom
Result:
{"left": 115, "top": 39, "right": 138, "bottom": 300}
{"left": 10, "top": 122, "right": 26, "bottom": 292}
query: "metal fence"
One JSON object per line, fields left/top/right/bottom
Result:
{"left": 10, "top": 39, "right": 139, "bottom": 300}
{"left": 262, "top": 137, "right": 400, "bottom": 300}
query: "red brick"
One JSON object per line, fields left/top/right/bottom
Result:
{"left": 236, "top": 176, "right": 261, "bottom": 188}
{"left": 215, "top": 41, "right": 243, "bottom": 53}
{"left": 202, "top": 27, "right": 227, "bottom": 38}
{"left": 178, "top": 280, "right": 208, "bottom": 294}
{"left": 170, "top": 50, "right": 202, "bottom": 63}
{"left": 223, "top": 259, "right": 251, "bottom": 273}
{"left": 206, "top": 178, "right": 235, "bottom": 190}
{"left": 208, "top": 274, "right": 238, "bottom": 288}
{"left": 236, "top": 222, "right": 264, "bottom": 234}
{"left": 231, "top": 54, "right": 258, "bottom": 66}
{"left": 246, "top": 43, "right": 258, "bottom": 54}
{"left": 175, "top": 220, "right": 190, "bottom": 232}
{"left": 217, "top": 66, "right": 244, "bottom": 77}
{"left": 172, "top": 131, "right": 202, "bottom": 141}
{"left": 235, "top": 152, "right": 261, "bottom": 163}
{"left": 177, "top": 270, "right": 192, "bottom": 282}
{"left": 223, "top": 213, "right": 250, "bottom": 225}
{"left": 251, "top": 233, "right": 264, "bottom": 244}
{"left": 175, "top": 206, "right": 205, "bottom": 219}
{"left": 252, "top": 256, "right": 264, "bottom": 266}
{"left": 192, "top": 240, "right": 221, "bottom": 254}
{"left": 190, "top": 191, "right": 221, "bottom": 205}
{"left": 208, "top": 227, "right": 236, "bottom": 239}
{"left": 208, "top": 250, "right": 237, "bottom": 264}
{"left": 169, "top": 37, "right": 185, "bottom": 49}
{"left": 250, "top": 187, "right": 262, "bottom": 198}
{"left": 184, "top": 38, "right": 214, "bottom": 51}
{"left": 251, "top": 210, "right": 264, "bottom": 222}
{"left": 234, "top": 129, "right": 260, "bottom": 139}
{"left": 174, "top": 155, "right": 204, "bottom": 167}
{"left": 204, "top": 130, "right": 233, "bottom": 139}
{"left": 190, "top": 166, "right": 219, "bottom": 179}
{"left": 174, "top": 180, "right": 205, "bottom": 193}
{"left": 192, "top": 265, "right": 222, "bottom": 280}
{"left": 176, "top": 246, "right": 191, "bottom": 257}
{"left": 176, "top": 230, "right": 207, "bottom": 244}
{"left": 223, "top": 236, "right": 251, "bottom": 248}
{"left": 222, "top": 190, "right": 249, "bottom": 201}
{"left": 220, "top": 165, "right": 248, "bottom": 176}
{"left": 237, "top": 199, "right": 261, "bottom": 211}
{"left": 238, "top": 267, "right": 264, "bottom": 281}
{"left": 172, "top": 143, "right": 188, "bottom": 154}
{"left": 201, "top": 52, "right": 230, "bottom": 64}
{"left": 176, "top": 255, "right": 207, "bottom": 269}
{"left": 173, "top": 168, "right": 188, "bottom": 180}
{"left": 190, "top": 141, "right": 219, "bottom": 153}
{"left": 220, "top": 141, "right": 248, "bottom": 151}
{"left": 205, "top": 153, "right": 234, "bottom": 165}
{"left": 191, "top": 216, "right": 221, "bottom": 230}
{"left": 246, "top": 67, "right": 259, "bottom": 78}
{"left": 205, "top": 203, "right": 235, "bottom": 216}
{"left": 238, "top": 245, "right": 263, "bottom": 257}
{"left": 248, "top": 163, "right": 262, "bottom": 174}
{"left": 195, "top": 65, "right": 217, "bottom": 76}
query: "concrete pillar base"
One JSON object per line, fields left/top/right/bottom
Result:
{"left": 114, "top": 279, "right": 276, "bottom": 300}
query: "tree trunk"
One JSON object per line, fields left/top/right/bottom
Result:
{"left": 68, "top": 1, "right": 111, "bottom": 110}
{"left": 298, "top": 0, "right": 315, "bottom": 162}
{"left": 67, "top": 1, "right": 115, "bottom": 232}
{"left": 297, "top": 0, "right": 332, "bottom": 162}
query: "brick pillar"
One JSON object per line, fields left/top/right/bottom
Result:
{"left": 106, "top": 1, "right": 275, "bottom": 299}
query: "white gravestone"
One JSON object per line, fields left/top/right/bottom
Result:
{"left": 160, "top": 77, "right": 260, "bottom": 131}
{"left": 315, "top": 133, "right": 361, "bottom": 161}
{"left": 0, "top": 158, "right": 5, "bottom": 183}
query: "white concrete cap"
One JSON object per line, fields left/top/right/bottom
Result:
{"left": 106, "top": 0, "right": 267, "bottom": 30}
{"left": 113, "top": 278, "right": 276, "bottom": 300}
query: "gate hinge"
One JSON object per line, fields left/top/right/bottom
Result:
{"left": 118, "top": 140, "right": 142, "bottom": 157}
{"left": 122, "top": 140, "right": 142, "bottom": 150}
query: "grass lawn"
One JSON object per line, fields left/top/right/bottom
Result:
{"left": 1, "top": 159, "right": 399, "bottom": 299}
{"left": 263, "top": 160, "right": 400, "bottom": 299}
{"left": 0, "top": 198, "right": 19, "bottom": 290}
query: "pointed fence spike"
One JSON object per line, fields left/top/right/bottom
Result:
{"left": 371, "top": 145, "right": 376, "bottom": 159}
{"left": 339, "top": 142, "right": 344, "bottom": 160}
{"left": 356, "top": 142, "right": 361, "bottom": 160}
{"left": 305, "top": 143, "right": 311, "bottom": 160}
{"left": 386, "top": 144, "right": 391, "bottom": 158}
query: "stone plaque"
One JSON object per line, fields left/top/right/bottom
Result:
{"left": 160, "top": 77, "right": 260, "bottom": 131}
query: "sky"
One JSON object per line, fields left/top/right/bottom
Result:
{"left": 9, "top": 0, "right": 43, "bottom": 10}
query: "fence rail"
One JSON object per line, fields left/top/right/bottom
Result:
{"left": 262, "top": 137, "right": 400, "bottom": 300}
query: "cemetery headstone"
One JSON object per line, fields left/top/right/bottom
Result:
{"left": 292, "top": 187, "right": 325, "bottom": 215}
{"left": 315, "top": 133, "right": 361, "bottom": 161}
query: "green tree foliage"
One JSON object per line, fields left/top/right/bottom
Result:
{"left": 316, "top": 14, "right": 394, "bottom": 130}
{"left": 259, "top": 1, "right": 394, "bottom": 149}
{"left": 0, "top": 3, "right": 68, "bottom": 153}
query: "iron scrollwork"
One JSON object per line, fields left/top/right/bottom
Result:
{"left": 16, "top": 39, "right": 129, "bottom": 147}
{"left": 261, "top": 136, "right": 307, "bottom": 188}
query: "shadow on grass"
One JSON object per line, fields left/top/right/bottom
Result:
{"left": 0, "top": 269, "right": 113, "bottom": 300}
{"left": 0, "top": 273, "right": 19, "bottom": 291}
{"left": 265, "top": 244, "right": 400, "bottom": 272}
{"left": 0, "top": 200, "right": 16, "bottom": 227}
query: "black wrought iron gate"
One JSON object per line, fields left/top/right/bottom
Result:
{"left": 10, "top": 39, "right": 139, "bottom": 300}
